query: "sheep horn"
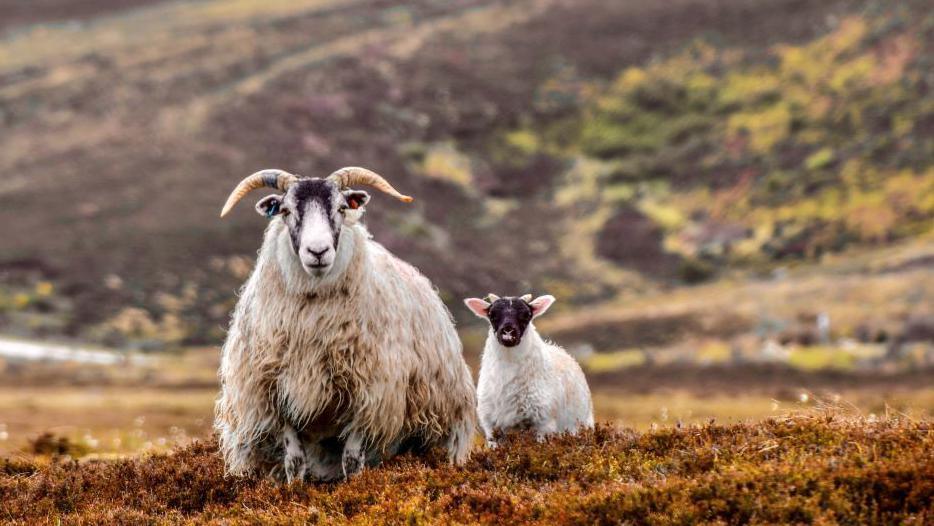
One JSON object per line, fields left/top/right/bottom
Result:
{"left": 220, "top": 169, "right": 298, "bottom": 218}
{"left": 327, "top": 166, "right": 414, "bottom": 203}
{"left": 484, "top": 293, "right": 500, "bottom": 303}
{"left": 520, "top": 294, "right": 533, "bottom": 303}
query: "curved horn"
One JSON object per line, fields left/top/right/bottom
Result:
{"left": 484, "top": 293, "right": 501, "bottom": 303}
{"left": 220, "top": 169, "right": 298, "bottom": 218}
{"left": 327, "top": 166, "right": 413, "bottom": 203}
{"left": 519, "top": 294, "right": 533, "bottom": 303}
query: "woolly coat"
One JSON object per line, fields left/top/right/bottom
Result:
{"left": 477, "top": 326, "right": 593, "bottom": 442}
{"left": 215, "top": 219, "right": 476, "bottom": 476}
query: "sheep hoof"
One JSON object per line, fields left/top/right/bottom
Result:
{"left": 283, "top": 425, "right": 308, "bottom": 483}
{"left": 341, "top": 450, "right": 364, "bottom": 478}
{"left": 341, "top": 433, "right": 366, "bottom": 479}
{"left": 285, "top": 456, "right": 306, "bottom": 483}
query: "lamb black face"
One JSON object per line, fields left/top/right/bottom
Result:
{"left": 487, "top": 297, "right": 533, "bottom": 347}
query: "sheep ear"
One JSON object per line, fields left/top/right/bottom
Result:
{"left": 528, "top": 295, "right": 555, "bottom": 318}
{"left": 256, "top": 194, "right": 285, "bottom": 218}
{"left": 342, "top": 190, "right": 370, "bottom": 210}
{"left": 464, "top": 298, "right": 491, "bottom": 318}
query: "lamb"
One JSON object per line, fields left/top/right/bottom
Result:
{"left": 464, "top": 293, "right": 594, "bottom": 444}
{"left": 215, "top": 167, "right": 477, "bottom": 482}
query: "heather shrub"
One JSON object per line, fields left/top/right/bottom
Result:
{"left": 0, "top": 416, "right": 930, "bottom": 524}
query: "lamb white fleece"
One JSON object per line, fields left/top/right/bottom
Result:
{"left": 215, "top": 219, "right": 477, "bottom": 479}
{"left": 477, "top": 325, "right": 593, "bottom": 442}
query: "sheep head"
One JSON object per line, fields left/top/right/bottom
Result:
{"left": 464, "top": 294, "right": 556, "bottom": 347}
{"left": 220, "top": 167, "right": 413, "bottom": 276}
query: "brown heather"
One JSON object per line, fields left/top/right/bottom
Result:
{"left": 0, "top": 414, "right": 930, "bottom": 525}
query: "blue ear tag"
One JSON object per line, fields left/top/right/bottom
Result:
{"left": 265, "top": 202, "right": 279, "bottom": 219}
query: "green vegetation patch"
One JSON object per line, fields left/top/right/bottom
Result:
{"left": 478, "top": 1, "right": 934, "bottom": 283}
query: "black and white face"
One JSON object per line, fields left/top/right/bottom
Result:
{"left": 255, "top": 178, "right": 369, "bottom": 277}
{"left": 464, "top": 294, "right": 556, "bottom": 347}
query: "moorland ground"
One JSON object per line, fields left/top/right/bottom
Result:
{"left": 1, "top": 416, "right": 931, "bottom": 524}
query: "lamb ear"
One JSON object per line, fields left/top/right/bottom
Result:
{"left": 463, "top": 298, "right": 491, "bottom": 318}
{"left": 528, "top": 295, "right": 555, "bottom": 318}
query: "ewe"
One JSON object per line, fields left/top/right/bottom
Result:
{"left": 216, "top": 167, "right": 476, "bottom": 482}
{"left": 464, "top": 294, "right": 594, "bottom": 445}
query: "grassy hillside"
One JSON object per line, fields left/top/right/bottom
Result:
{"left": 493, "top": 1, "right": 934, "bottom": 287}
{"left": 2, "top": 0, "right": 909, "bottom": 347}
{"left": 0, "top": 415, "right": 930, "bottom": 524}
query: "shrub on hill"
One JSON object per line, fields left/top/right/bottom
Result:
{"left": 1, "top": 415, "right": 930, "bottom": 524}
{"left": 484, "top": 1, "right": 934, "bottom": 281}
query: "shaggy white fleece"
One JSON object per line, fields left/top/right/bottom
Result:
{"left": 216, "top": 219, "right": 476, "bottom": 481}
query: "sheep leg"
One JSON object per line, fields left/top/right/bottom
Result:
{"left": 534, "top": 419, "right": 558, "bottom": 442}
{"left": 217, "top": 426, "right": 257, "bottom": 477}
{"left": 479, "top": 415, "right": 497, "bottom": 450}
{"left": 446, "top": 417, "right": 475, "bottom": 463}
{"left": 282, "top": 425, "right": 309, "bottom": 483}
{"left": 341, "top": 432, "right": 366, "bottom": 479}
{"left": 304, "top": 439, "right": 344, "bottom": 482}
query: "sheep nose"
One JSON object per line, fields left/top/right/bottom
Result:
{"left": 306, "top": 247, "right": 330, "bottom": 258}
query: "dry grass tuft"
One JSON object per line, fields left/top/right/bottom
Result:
{"left": 28, "top": 433, "right": 89, "bottom": 458}
{"left": 1, "top": 414, "right": 930, "bottom": 524}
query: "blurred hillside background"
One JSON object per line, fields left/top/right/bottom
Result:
{"left": 0, "top": 0, "right": 931, "bottom": 456}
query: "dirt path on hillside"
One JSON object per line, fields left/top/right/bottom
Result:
{"left": 0, "top": 0, "right": 173, "bottom": 32}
